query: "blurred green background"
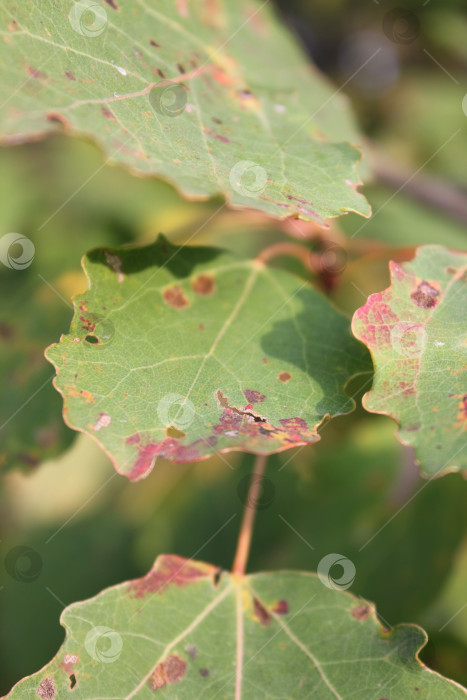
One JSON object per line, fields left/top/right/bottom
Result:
{"left": 1, "top": 0, "right": 466, "bottom": 694}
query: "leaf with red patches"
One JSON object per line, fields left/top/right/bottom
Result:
{"left": 0, "top": 0, "right": 369, "bottom": 223}
{"left": 352, "top": 245, "right": 467, "bottom": 476}
{"left": 5, "top": 556, "right": 464, "bottom": 698}
{"left": 46, "top": 237, "right": 370, "bottom": 480}
{"left": 128, "top": 554, "right": 220, "bottom": 598}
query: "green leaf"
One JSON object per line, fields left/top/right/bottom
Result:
{"left": 5, "top": 554, "right": 466, "bottom": 698}
{"left": 0, "top": 0, "right": 370, "bottom": 223}
{"left": 352, "top": 245, "right": 467, "bottom": 477}
{"left": 46, "top": 236, "right": 369, "bottom": 480}
{"left": 0, "top": 267, "right": 75, "bottom": 471}
{"left": 0, "top": 135, "right": 158, "bottom": 472}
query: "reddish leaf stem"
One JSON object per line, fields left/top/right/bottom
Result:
{"left": 256, "top": 242, "right": 311, "bottom": 265}
{"left": 232, "top": 454, "right": 268, "bottom": 576}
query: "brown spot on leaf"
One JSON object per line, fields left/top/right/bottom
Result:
{"left": 351, "top": 604, "right": 370, "bottom": 620}
{"left": 18, "top": 452, "right": 40, "bottom": 467}
{"left": 37, "top": 677, "right": 56, "bottom": 699}
{"left": 150, "top": 655, "right": 187, "bottom": 690}
{"left": 65, "top": 71, "right": 76, "bottom": 81}
{"left": 273, "top": 599, "right": 289, "bottom": 615}
{"left": 128, "top": 554, "right": 220, "bottom": 598}
{"left": 185, "top": 644, "right": 197, "bottom": 659}
{"left": 150, "top": 39, "right": 160, "bottom": 48}
{"left": 243, "top": 390, "right": 266, "bottom": 404}
{"left": 104, "top": 251, "right": 124, "bottom": 281}
{"left": 163, "top": 286, "right": 189, "bottom": 308}
{"left": 0, "top": 322, "right": 14, "bottom": 340}
{"left": 166, "top": 425, "right": 185, "bottom": 438}
{"left": 192, "top": 274, "right": 215, "bottom": 295}
{"left": 278, "top": 372, "right": 291, "bottom": 383}
{"left": 80, "top": 390, "right": 95, "bottom": 404}
{"left": 411, "top": 280, "right": 440, "bottom": 309}
{"left": 46, "top": 112, "right": 69, "bottom": 128}
{"left": 176, "top": 63, "right": 186, "bottom": 74}
{"left": 253, "top": 597, "right": 271, "bottom": 626}
{"left": 199, "top": 668, "right": 210, "bottom": 678}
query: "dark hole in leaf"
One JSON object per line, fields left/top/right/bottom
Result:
{"left": 85, "top": 335, "right": 99, "bottom": 344}
{"left": 69, "top": 674, "right": 77, "bottom": 689}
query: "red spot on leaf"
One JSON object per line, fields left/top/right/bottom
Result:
{"left": 253, "top": 597, "right": 271, "bottom": 626}
{"left": 65, "top": 71, "right": 76, "bottom": 81}
{"left": 204, "top": 127, "right": 231, "bottom": 143}
{"left": 126, "top": 433, "right": 141, "bottom": 445}
{"left": 101, "top": 106, "right": 116, "bottom": 120}
{"left": 351, "top": 604, "right": 370, "bottom": 620}
{"left": 176, "top": 0, "right": 189, "bottom": 17}
{"left": 28, "top": 66, "right": 47, "bottom": 80}
{"left": 128, "top": 435, "right": 218, "bottom": 479}
{"left": 61, "top": 653, "right": 78, "bottom": 674}
{"left": 273, "top": 599, "right": 289, "bottom": 615}
{"left": 243, "top": 390, "right": 266, "bottom": 404}
{"left": 128, "top": 555, "right": 220, "bottom": 598}
{"left": 212, "top": 67, "right": 235, "bottom": 86}
{"left": 279, "top": 417, "right": 308, "bottom": 432}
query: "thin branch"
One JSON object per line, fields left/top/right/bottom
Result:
{"left": 256, "top": 242, "right": 311, "bottom": 265}
{"left": 371, "top": 150, "right": 467, "bottom": 227}
{"left": 232, "top": 455, "right": 268, "bottom": 576}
